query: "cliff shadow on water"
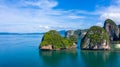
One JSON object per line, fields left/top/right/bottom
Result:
{"left": 80, "top": 50, "right": 119, "bottom": 67}
{"left": 77, "top": 38, "right": 81, "bottom": 49}
{"left": 39, "top": 49, "right": 78, "bottom": 67}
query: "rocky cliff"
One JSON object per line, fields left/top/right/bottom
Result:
{"left": 40, "top": 30, "right": 76, "bottom": 50}
{"left": 118, "top": 25, "right": 120, "bottom": 40}
{"left": 104, "top": 19, "right": 119, "bottom": 41}
{"left": 65, "top": 29, "right": 87, "bottom": 39}
{"left": 65, "top": 30, "right": 78, "bottom": 43}
{"left": 81, "top": 26, "right": 110, "bottom": 50}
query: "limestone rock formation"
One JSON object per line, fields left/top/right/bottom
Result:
{"left": 104, "top": 19, "right": 119, "bottom": 41}
{"left": 81, "top": 26, "right": 110, "bottom": 50}
{"left": 40, "top": 30, "right": 76, "bottom": 50}
{"left": 65, "top": 29, "right": 88, "bottom": 42}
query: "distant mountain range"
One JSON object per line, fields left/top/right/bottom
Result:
{"left": 0, "top": 32, "right": 44, "bottom": 35}
{"left": 0, "top": 30, "right": 66, "bottom": 35}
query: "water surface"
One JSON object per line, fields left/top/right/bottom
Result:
{"left": 0, "top": 35, "right": 120, "bottom": 67}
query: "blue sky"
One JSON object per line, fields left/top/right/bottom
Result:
{"left": 0, "top": 0, "right": 120, "bottom": 33}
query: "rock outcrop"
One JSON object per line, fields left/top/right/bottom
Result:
{"left": 65, "top": 29, "right": 87, "bottom": 39}
{"left": 40, "top": 45, "right": 53, "bottom": 50}
{"left": 118, "top": 25, "right": 120, "bottom": 38}
{"left": 65, "top": 30, "right": 75, "bottom": 38}
{"left": 104, "top": 19, "right": 119, "bottom": 41}
{"left": 40, "top": 19, "right": 120, "bottom": 51}
{"left": 81, "top": 26, "right": 111, "bottom": 50}
{"left": 65, "top": 30, "right": 78, "bottom": 45}
{"left": 80, "top": 29, "right": 88, "bottom": 38}
{"left": 40, "top": 30, "right": 76, "bottom": 50}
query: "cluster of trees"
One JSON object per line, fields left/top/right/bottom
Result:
{"left": 40, "top": 19, "right": 120, "bottom": 50}
{"left": 40, "top": 30, "right": 77, "bottom": 49}
{"left": 87, "top": 26, "right": 109, "bottom": 44}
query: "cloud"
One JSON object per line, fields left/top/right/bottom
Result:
{"left": 39, "top": 25, "right": 51, "bottom": 30}
{"left": 39, "top": 25, "right": 74, "bottom": 31}
{"left": 68, "top": 15, "right": 85, "bottom": 19}
{"left": 24, "top": 0, "right": 58, "bottom": 9}
{"left": 2, "top": 0, "right": 119, "bottom": 33}
{"left": 96, "top": 22, "right": 103, "bottom": 27}
{"left": 98, "top": 0, "right": 120, "bottom": 24}
{"left": 0, "top": 0, "right": 88, "bottom": 33}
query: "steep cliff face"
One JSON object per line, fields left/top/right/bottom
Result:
{"left": 118, "top": 25, "right": 120, "bottom": 40}
{"left": 65, "top": 30, "right": 78, "bottom": 44}
{"left": 65, "top": 29, "right": 87, "bottom": 40}
{"left": 40, "top": 30, "right": 76, "bottom": 50}
{"left": 65, "top": 30, "right": 75, "bottom": 38}
{"left": 104, "top": 19, "right": 119, "bottom": 41}
{"left": 81, "top": 26, "right": 110, "bottom": 50}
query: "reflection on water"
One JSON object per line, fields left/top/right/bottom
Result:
{"left": 39, "top": 49, "right": 78, "bottom": 67}
{"left": 77, "top": 38, "right": 81, "bottom": 49}
{"left": 81, "top": 51, "right": 120, "bottom": 67}
{"left": 1, "top": 35, "right": 120, "bottom": 67}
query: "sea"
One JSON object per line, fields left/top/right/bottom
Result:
{"left": 0, "top": 34, "right": 120, "bottom": 67}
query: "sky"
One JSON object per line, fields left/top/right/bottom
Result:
{"left": 0, "top": 0, "right": 120, "bottom": 33}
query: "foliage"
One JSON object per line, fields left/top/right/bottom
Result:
{"left": 104, "top": 19, "right": 119, "bottom": 33}
{"left": 40, "top": 30, "right": 73, "bottom": 49}
{"left": 62, "top": 38, "right": 73, "bottom": 48}
{"left": 87, "top": 26, "right": 109, "bottom": 44}
{"left": 104, "top": 19, "right": 117, "bottom": 26}
{"left": 81, "top": 26, "right": 110, "bottom": 48}
{"left": 69, "top": 35, "right": 78, "bottom": 43}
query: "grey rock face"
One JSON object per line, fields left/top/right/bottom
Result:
{"left": 104, "top": 19, "right": 119, "bottom": 41}
{"left": 65, "top": 29, "right": 88, "bottom": 39}
{"left": 81, "top": 26, "right": 110, "bottom": 50}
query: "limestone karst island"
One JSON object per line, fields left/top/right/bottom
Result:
{"left": 39, "top": 19, "right": 120, "bottom": 50}
{"left": 1, "top": 0, "right": 120, "bottom": 67}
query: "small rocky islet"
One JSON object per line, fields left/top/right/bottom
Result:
{"left": 81, "top": 26, "right": 110, "bottom": 50}
{"left": 39, "top": 19, "right": 120, "bottom": 50}
{"left": 39, "top": 30, "right": 77, "bottom": 50}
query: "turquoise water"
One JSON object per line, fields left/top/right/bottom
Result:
{"left": 0, "top": 35, "right": 120, "bottom": 67}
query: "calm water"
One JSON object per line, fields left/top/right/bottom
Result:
{"left": 0, "top": 35, "right": 120, "bottom": 67}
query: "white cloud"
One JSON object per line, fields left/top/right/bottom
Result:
{"left": 98, "top": 0, "right": 120, "bottom": 24}
{"left": 24, "top": 0, "right": 58, "bottom": 10}
{"left": 0, "top": 0, "right": 87, "bottom": 33}
{"left": 68, "top": 15, "right": 85, "bottom": 19}
{"left": 96, "top": 22, "right": 103, "bottom": 27}
{"left": 3, "top": 0, "right": 119, "bottom": 32}
{"left": 39, "top": 25, "right": 51, "bottom": 30}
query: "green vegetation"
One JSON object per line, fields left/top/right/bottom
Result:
{"left": 40, "top": 30, "right": 73, "bottom": 49}
{"left": 81, "top": 26, "right": 110, "bottom": 49}
{"left": 104, "top": 19, "right": 120, "bottom": 41}
{"left": 104, "top": 19, "right": 119, "bottom": 34}
{"left": 69, "top": 35, "right": 78, "bottom": 43}
{"left": 62, "top": 38, "right": 73, "bottom": 48}
{"left": 87, "top": 26, "right": 109, "bottom": 44}
{"left": 104, "top": 19, "right": 117, "bottom": 26}
{"left": 40, "top": 19, "right": 120, "bottom": 50}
